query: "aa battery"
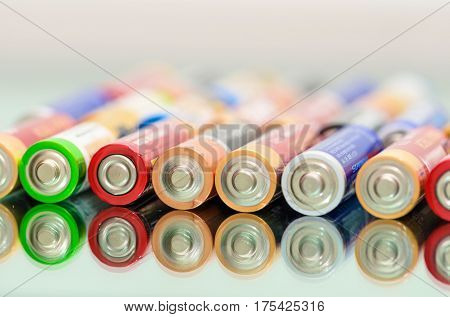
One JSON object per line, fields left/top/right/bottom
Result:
{"left": 0, "top": 191, "right": 36, "bottom": 261}
{"left": 152, "top": 199, "right": 229, "bottom": 273}
{"left": 281, "top": 195, "right": 372, "bottom": 279}
{"left": 356, "top": 126, "right": 447, "bottom": 219}
{"left": 153, "top": 123, "right": 260, "bottom": 210}
{"left": 355, "top": 200, "right": 441, "bottom": 283}
{"left": 89, "top": 120, "right": 194, "bottom": 206}
{"left": 0, "top": 113, "right": 77, "bottom": 199}
{"left": 215, "top": 123, "right": 318, "bottom": 212}
{"left": 282, "top": 124, "right": 383, "bottom": 216}
{"left": 378, "top": 100, "right": 448, "bottom": 147}
{"left": 19, "top": 191, "right": 107, "bottom": 265}
{"left": 424, "top": 223, "right": 450, "bottom": 285}
{"left": 19, "top": 122, "right": 116, "bottom": 203}
{"left": 425, "top": 155, "right": 450, "bottom": 221}
{"left": 88, "top": 199, "right": 170, "bottom": 268}
{"left": 215, "top": 198, "right": 296, "bottom": 276}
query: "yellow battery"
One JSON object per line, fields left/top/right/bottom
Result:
{"left": 356, "top": 126, "right": 447, "bottom": 219}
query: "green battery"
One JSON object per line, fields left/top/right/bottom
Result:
{"left": 19, "top": 122, "right": 115, "bottom": 203}
{"left": 19, "top": 191, "right": 107, "bottom": 265}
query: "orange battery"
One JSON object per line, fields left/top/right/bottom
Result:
{"left": 152, "top": 124, "right": 260, "bottom": 210}
{"left": 356, "top": 126, "right": 447, "bottom": 219}
{"left": 215, "top": 122, "right": 318, "bottom": 212}
{"left": 151, "top": 199, "right": 228, "bottom": 273}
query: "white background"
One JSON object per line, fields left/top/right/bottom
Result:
{"left": 0, "top": 0, "right": 449, "bottom": 296}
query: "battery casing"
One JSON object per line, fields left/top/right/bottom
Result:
{"left": 356, "top": 126, "right": 447, "bottom": 219}
{"left": 425, "top": 155, "right": 450, "bottom": 221}
{"left": 282, "top": 124, "right": 383, "bottom": 216}
{"left": 89, "top": 120, "right": 193, "bottom": 205}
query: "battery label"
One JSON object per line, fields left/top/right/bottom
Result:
{"left": 55, "top": 122, "right": 115, "bottom": 192}
{"left": 312, "top": 124, "right": 383, "bottom": 185}
{"left": 388, "top": 126, "right": 447, "bottom": 172}
{"left": 7, "top": 113, "right": 76, "bottom": 147}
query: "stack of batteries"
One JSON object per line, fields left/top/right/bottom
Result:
{"left": 0, "top": 68, "right": 449, "bottom": 286}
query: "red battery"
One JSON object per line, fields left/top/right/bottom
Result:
{"left": 426, "top": 155, "right": 450, "bottom": 221}
{"left": 424, "top": 223, "right": 450, "bottom": 285}
{"left": 89, "top": 119, "right": 193, "bottom": 205}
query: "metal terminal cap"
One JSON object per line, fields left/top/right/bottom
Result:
{"left": 282, "top": 151, "right": 345, "bottom": 216}
{"left": 0, "top": 148, "right": 15, "bottom": 194}
{"left": 26, "top": 150, "right": 71, "bottom": 195}
{"left": 219, "top": 156, "right": 271, "bottom": 207}
{"left": 357, "top": 160, "right": 414, "bottom": 216}
{"left": 356, "top": 221, "right": 416, "bottom": 281}
{"left": 98, "top": 217, "right": 137, "bottom": 263}
{"left": 435, "top": 237, "right": 450, "bottom": 282}
{"left": 98, "top": 155, "right": 137, "bottom": 196}
{"left": 282, "top": 217, "right": 344, "bottom": 278}
{"left": 159, "top": 155, "right": 204, "bottom": 202}
{"left": 218, "top": 217, "right": 272, "bottom": 273}
{"left": 436, "top": 171, "right": 450, "bottom": 210}
{"left": 0, "top": 210, "right": 15, "bottom": 258}
{"left": 26, "top": 212, "right": 71, "bottom": 262}
{"left": 159, "top": 219, "right": 205, "bottom": 270}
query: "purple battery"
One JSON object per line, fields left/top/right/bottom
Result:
{"left": 378, "top": 100, "right": 448, "bottom": 147}
{"left": 281, "top": 124, "right": 383, "bottom": 216}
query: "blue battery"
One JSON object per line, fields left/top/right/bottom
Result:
{"left": 281, "top": 195, "right": 372, "bottom": 279}
{"left": 49, "top": 88, "right": 113, "bottom": 120}
{"left": 282, "top": 124, "right": 383, "bottom": 216}
{"left": 378, "top": 100, "right": 449, "bottom": 147}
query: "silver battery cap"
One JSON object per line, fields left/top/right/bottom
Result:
{"left": 381, "top": 131, "right": 408, "bottom": 148}
{"left": 218, "top": 155, "right": 271, "bottom": 208}
{"left": 154, "top": 213, "right": 210, "bottom": 272}
{"left": 97, "top": 217, "right": 137, "bottom": 263}
{"left": 216, "top": 214, "right": 275, "bottom": 275}
{"left": 158, "top": 155, "right": 205, "bottom": 203}
{"left": 357, "top": 159, "right": 414, "bottom": 217}
{"left": 26, "top": 211, "right": 71, "bottom": 262}
{"left": 281, "top": 151, "right": 346, "bottom": 216}
{"left": 98, "top": 155, "right": 137, "bottom": 196}
{"left": 0, "top": 147, "right": 15, "bottom": 195}
{"left": 25, "top": 150, "right": 72, "bottom": 196}
{"left": 355, "top": 220, "right": 418, "bottom": 282}
{"left": 436, "top": 171, "right": 450, "bottom": 210}
{"left": 0, "top": 209, "right": 15, "bottom": 259}
{"left": 435, "top": 236, "right": 450, "bottom": 282}
{"left": 281, "top": 217, "right": 345, "bottom": 279}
